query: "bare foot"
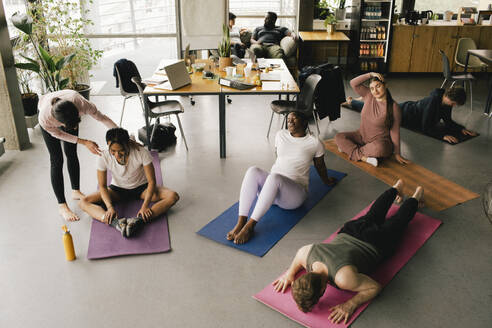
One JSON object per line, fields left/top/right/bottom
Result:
{"left": 412, "top": 186, "right": 424, "bottom": 208}
{"left": 72, "top": 190, "right": 85, "bottom": 200}
{"left": 234, "top": 219, "right": 256, "bottom": 244}
{"left": 59, "top": 203, "right": 80, "bottom": 221}
{"left": 227, "top": 216, "right": 247, "bottom": 241}
{"left": 393, "top": 179, "right": 404, "bottom": 203}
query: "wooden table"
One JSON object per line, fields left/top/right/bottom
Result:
{"left": 144, "top": 59, "right": 299, "bottom": 158}
{"left": 464, "top": 49, "right": 492, "bottom": 115}
{"left": 298, "top": 31, "right": 350, "bottom": 66}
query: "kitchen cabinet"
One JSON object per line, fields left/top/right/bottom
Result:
{"left": 389, "top": 25, "right": 492, "bottom": 73}
{"left": 409, "top": 26, "right": 434, "bottom": 72}
{"left": 428, "top": 27, "right": 457, "bottom": 72}
{"left": 388, "top": 25, "right": 414, "bottom": 72}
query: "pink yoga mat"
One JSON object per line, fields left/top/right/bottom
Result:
{"left": 87, "top": 151, "right": 171, "bottom": 259}
{"left": 253, "top": 204, "right": 442, "bottom": 328}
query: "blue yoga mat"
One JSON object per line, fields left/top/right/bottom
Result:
{"left": 196, "top": 168, "right": 346, "bottom": 257}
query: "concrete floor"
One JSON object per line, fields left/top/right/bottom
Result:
{"left": 1, "top": 74, "right": 491, "bottom": 328}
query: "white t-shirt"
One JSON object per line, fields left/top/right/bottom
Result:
{"left": 97, "top": 145, "right": 153, "bottom": 189}
{"left": 270, "top": 130, "right": 325, "bottom": 190}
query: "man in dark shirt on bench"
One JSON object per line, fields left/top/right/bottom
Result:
{"left": 250, "top": 11, "right": 291, "bottom": 59}
{"left": 272, "top": 179, "right": 424, "bottom": 324}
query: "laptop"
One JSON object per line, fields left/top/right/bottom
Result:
{"left": 158, "top": 61, "right": 192, "bottom": 90}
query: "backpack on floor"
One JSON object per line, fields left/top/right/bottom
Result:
{"left": 138, "top": 122, "right": 176, "bottom": 151}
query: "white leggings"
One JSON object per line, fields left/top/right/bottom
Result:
{"left": 238, "top": 166, "right": 308, "bottom": 221}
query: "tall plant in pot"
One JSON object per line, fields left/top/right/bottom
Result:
{"left": 12, "top": 34, "right": 39, "bottom": 118}
{"left": 218, "top": 23, "right": 232, "bottom": 71}
{"left": 318, "top": 1, "right": 338, "bottom": 34}
{"left": 28, "top": 0, "right": 103, "bottom": 100}
{"left": 11, "top": 12, "right": 75, "bottom": 93}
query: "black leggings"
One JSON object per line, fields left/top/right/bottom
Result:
{"left": 339, "top": 188, "right": 418, "bottom": 258}
{"left": 41, "top": 127, "right": 80, "bottom": 204}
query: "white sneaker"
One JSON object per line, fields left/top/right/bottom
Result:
{"left": 365, "top": 157, "right": 378, "bottom": 167}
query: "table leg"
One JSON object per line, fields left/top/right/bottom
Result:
{"left": 337, "top": 41, "right": 341, "bottom": 66}
{"left": 219, "top": 94, "right": 226, "bottom": 158}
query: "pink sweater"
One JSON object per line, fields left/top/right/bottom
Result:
{"left": 39, "top": 90, "right": 117, "bottom": 144}
{"left": 350, "top": 73, "right": 401, "bottom": 155}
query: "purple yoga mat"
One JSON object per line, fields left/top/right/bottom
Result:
{"left": 253, "top": 204, "right": 442, "bottom": 328}
{"left": 87, "top": 151, "right": 171, "bottom": 259}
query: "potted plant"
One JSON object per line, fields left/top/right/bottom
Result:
{"left": 12, "top": 33, "right": 40, "bottom": 123}
{"left": 17, "top": 69, "right": 39, "bottom": 128}
{"left": 31, "top": 0, "right": 103, "bottom": 100}
{"left": 324, "top": 13, "right": 338, "bottom": 34}
{"left": 218, "top": 23, "right": 232, "bottom": 71}
{"left": 11, "top": 12, "right": 75, "bottom": 94}
{"left": 318, "top": 1, "right": 339, "bottom": 34}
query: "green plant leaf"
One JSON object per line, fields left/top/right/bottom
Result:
{"left": 14, "top": 62, "right": 40, "bottom": 73}
{"left": 11, "top": 12, "right": 33, "bottom": 35}
{"left": 20, "top": 54, "right": 39, "bottom": 66}
{"left": 38, "top": 45, "right": 56, "bottom": 72}
{"left": 59, "top": 78, "right": 69, "bottom": 90}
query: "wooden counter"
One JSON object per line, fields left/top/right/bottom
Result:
{"left": 389, "top": 25, "right": 492, "bottom": 73}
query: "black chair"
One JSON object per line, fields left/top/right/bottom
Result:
{"left": 267, "top": 74, "right": 322, "bottom": 138}
{"left": 440, "top": 49, "right": 475, "bottom": 112}
{"left": 132, "top": 76, "right": 188, "bottom": 151}
{"left": 114, "top": 63, "right": 140, "bottom": 127}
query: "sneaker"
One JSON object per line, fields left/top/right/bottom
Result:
{"left": 126, "top": 217, "right": 144, "bottom": 237}
{"left": 113, "top": 218, "right": 128, "bottom": 238}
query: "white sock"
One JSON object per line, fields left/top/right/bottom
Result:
{"left": 365, "top": 157, "right": 378, "bottom": 167}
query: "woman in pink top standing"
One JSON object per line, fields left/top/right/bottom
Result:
{"left": 39, "top": 90, "right": 117, "bottom": 221}
{"left": 335, "top": 72, "right": 409, "bottom": 167}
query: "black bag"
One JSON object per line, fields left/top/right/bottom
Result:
{"left": 138, "top": 122, "right": 177, "bottom": 151}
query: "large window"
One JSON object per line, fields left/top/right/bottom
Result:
{"left": 414, "top": 0, "right": 481, "bottom": 13}
{"left": 229, "top": 0, "right": 298, "bottom": 32}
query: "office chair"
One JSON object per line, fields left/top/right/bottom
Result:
{"left": 131, "top": 76, "right": 188, "bottom": 151}
{"left": 267, "top": 74, "right": 322, "bottom": 138}
{"left": 440, "top": 50, "right": 475, "bottom": 112}
{"left": 455, "top": 38, "right": 488, "bottom": 71}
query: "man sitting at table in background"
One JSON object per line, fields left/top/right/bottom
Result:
{"left": 229, "top": 12, "right": 248, "bottom": 58}
{"left": 250, "top": 11, "right": 292, "bottom": 59}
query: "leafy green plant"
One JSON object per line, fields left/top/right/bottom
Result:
{"left": 11, "top": 12, "right": 75, "bottom": 92}
{"left": 318, "top": 0, "right": 338, "bottom": 26}
{"left": 28, "top": 0, "right": 103, "bottom": 90}
{"left": 218, "top": 23, "right": 231, "bottom": 57}
{"left": 324, "top": 14, "right": 337, "bottom": 27}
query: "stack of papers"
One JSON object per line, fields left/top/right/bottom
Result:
{"left": 260, "top": 72, "right": 281, "bottom": 81}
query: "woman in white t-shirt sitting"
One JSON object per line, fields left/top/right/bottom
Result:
{"left": 79, "top": 128, "right": 179, "bottom": 237}
{"left": 227, "top": 111, "right": 337, "bottom": 244}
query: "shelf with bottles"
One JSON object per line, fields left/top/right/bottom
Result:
{"left": 359, "top": 43, "right": 386, "bottom": 58}
{"left": 360, "top": 25, "right": 387, "bottom": 40}
{"left": 361, "top": 1, "right": 391, "bottom": 20}
{"left": 359, "top": 60, "right": 383, "bottom": 72}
